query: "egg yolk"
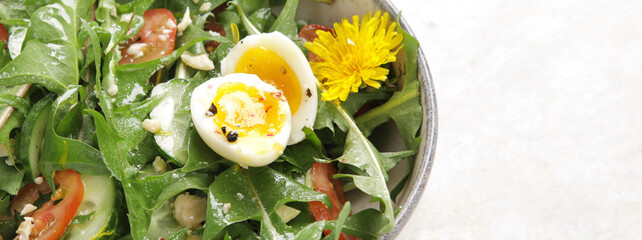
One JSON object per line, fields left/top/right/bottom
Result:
{"left": 211, "top": 82, "right": 286, "bottom": 139}
{"left": 234, "top": 46, "right": 301, "bottom": 114}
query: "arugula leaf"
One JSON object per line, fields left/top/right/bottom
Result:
{"left": 39, "top": 87, "right": 110, "bottom": 190}
{"left": 203, "top": 167, "right": 330, "bottom": 239}
{"left": 0, "top": 0, "right": 38, "bottom": 20}
{"left": 150, "top": 0, "right": 227, "bottom": 14}
{"left": 0, "top": 2, "right": 82, "bottom": 94}
{"left": 355, "top": 27, "right": 422, "bottom": 150}
{"left": 0, "top": 161, "right": 22, "bottom": 195}
{"left": 268, "top": 0, "right": 299, "bottom": 38}
{"left": 313, "top": 91, "right": 397, "bottom": 234}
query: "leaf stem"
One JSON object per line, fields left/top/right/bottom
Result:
{"left": 0, "top": 84, "right": 31, "bottom": 132}
{"left": 241, "top": 168, "right": 283, "bottom": 240}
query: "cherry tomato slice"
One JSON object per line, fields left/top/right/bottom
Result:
{"left": 29, "top": 169, "right": 84, "bottom": 240}
{"left": 308, "top": 163, "right": 358, "bottom": 240}
{"left": 299, "top": 24, "right": 333, "bottom": 62}
{"left": 0, "top": 24, "right": 8, "bottom": 49}
{"left": 119, "top": 9, "right": 177, "bottom": 65}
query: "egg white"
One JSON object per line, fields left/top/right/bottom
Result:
{"left": 190, "top": 73, "right": 292, "bottom": 168}
{"left": 220, "top": 31, "right": 318, "bottom": 145}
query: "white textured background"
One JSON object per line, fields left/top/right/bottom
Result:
{"left": 391, "top": 0, "right": 642, "bottom": 239}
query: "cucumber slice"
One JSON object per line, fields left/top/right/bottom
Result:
{"left": 65, "top": 175, "right": 121, "bottom": 240}
{"left": 149, "top": 79, "right": 191, "bottom": 165}
{"left": 19, "top": 95, "right": 54, "bottom": 180}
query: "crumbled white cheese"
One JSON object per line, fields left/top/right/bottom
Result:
{"left": 192, "top": 0, "right": 200, "bottom": 4}
{"left": 5, "top": 158, "right": 13, "bottom": 166}
{"left": 107, "top": 84, "right": 118, "bottom": 96}
{"left": 34, "top": 176, "right": 44, "bottom": 185}
{"left": 166, "top": 19, "right": 176, "bottom": 29}
{"left": 20, "top": 204, "right": 37, "bottom": 216}
{"left": 173, "top": 194, "right": 207, "bottom": 229}
{"left": 0, "top": 143, "right": 9, "bottom": 158}
{"left": 177, "top": 8, "right": 192, "bottom": 32}
{"left": 181, "top": 53, "right": 215, "bottom": 71}
{"left": 16, "top": 217, "right": 34, "bottom": 240}
{"left": 208, "top": 31, "right": 221, "bottom": 37}
{"left": 199, "top": 2, "right": 212, "bottom": 12}
{"left": 126, "top": 43, "right": 147, "bottom": 56}
{"left": 119, "top": 13, "right": 133, "bottom": 22}
{"left": 153, "top": 156, "right": 167, "bottom": 173}
{"left": 159, "top": 34, "right": 169, "bottom": 41}
{"left": 161, "top": 29, "right": 173, "bottom": 34}
{"left": 142, "top": 118, "right": 162, "bottom": 133}
{"left": 222, "top": 203, "right": 231, "bottom": 214}
{"left": 111, "top": 7, "right": 118, "bottom": 17}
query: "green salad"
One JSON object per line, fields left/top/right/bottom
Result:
{"left": 0, "top": 0, "right": 422, "bottom": 239}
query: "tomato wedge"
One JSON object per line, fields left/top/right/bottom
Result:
{"left": 28, "top": 169, "right": 84, "bottom": 240}
{"left": 119, "top": 9, "right": 177, "bottom": 65}
{"left": 0, "top": 23, "right": 8, "bottom": 49}
{"left": 299, "top": 24, "right": 333, "bottom": 62}
{"left": 308, "top": 163, "right": 357, "bottom": 240}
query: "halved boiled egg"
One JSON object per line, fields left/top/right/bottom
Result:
{"left": 221, "top": 32, "right": 317, "bottom": 145}
{"left": 190, "top": 73, "right": 291, "bottom": 167}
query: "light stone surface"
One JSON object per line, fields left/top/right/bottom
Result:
{"left": 391, "top": 0, "right": 642, "bottom": 239}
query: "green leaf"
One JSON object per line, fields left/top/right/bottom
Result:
{"left": 0, "top": 40, "right": 77, "bottom": 94}
{"left": 0, "top": 0, "right": 38, "bottom": 20}
{"left": 0, "top": 162, "right": 22, "bottom": 195}
{"left": 40, "top": 88, "right": 110, "bottom": 190}
{"left": 268, "top": 0, "right": 299, "bottom": 38}
{"left": 325, "top": 201, "right": 351, "bottom": 240}
{"left": 355, "top": 28, "right": 422, "bottom": 150}
{"left": 203, "top": 167, "right": 330, "bottom": 239}
{"left": 341, "top": 209, "right": 389, "bottom": 240}
{"left": 315, "top": 99, "right": 396, "bottom": 234}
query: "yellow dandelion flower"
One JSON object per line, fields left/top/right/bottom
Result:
{"left": 305, "top": 11, "right": 403, "bottom": 102}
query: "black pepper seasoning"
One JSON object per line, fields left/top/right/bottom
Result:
{"left": 206, "top": 103, "right": 217, "bottom": 116}
{"left": 226, "top": 131, "right": 239, "bottom": 142}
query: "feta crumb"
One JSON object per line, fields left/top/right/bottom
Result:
{"left": 107, "top": 84, "right": 118, "bottom": 96}
{"left": 119, "top": 13, "right": 133, "bottom": 22}
{"left": 173, "top": 194, "right": 207, "bottom": 229}
{"left": 177, "top": 8, "right": 192, "bottom": 32}
{"left": 142, "top": 118, "right": 162, "bottom": 133}
{"left": 16, "top": 217, "right": 34, "bottom": 240}
{"left": 192, "top": 0, "right": 200, "bottom": 4}
{"left": 223, "top": 203, "right": 231, "bottom": 214}
{"left": 161, "top": 29, "right": 173, "bottom": 34}
{"left": 111, "top": 7, "right": 118, "bottom": 17}
{"left": 153, "top": 156, "right": 167, "bottom": 173}
{"left": 199, "top": 2, "right": 212, "bottom": 12}
{"left": 5, "top": 158, "right": 13, "bottom": 166}
{"left": 20, "top": 204, "right": 37, "bottom": 216}
{"left": 159, "top": 34, "right": 169, "bottom": 41}
{"left": 181, "top": 53, "right": 215, "bottom": 71}
{"left": 34, "top": 176, "right": 44, "bottom": 185}
{"left": 166, "top": 19, "right": 176, "bottom": 29}
{"left": 0, "top": 143, "right": 9, "bottom": 158}
{"left": 126, "top": 43, "right": 147, "bottom": 56}
{"left": 208, "top": 31, "right": 221, "bottom": 37}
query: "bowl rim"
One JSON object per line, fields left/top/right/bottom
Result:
{"left": 376, "top": 0, "right": 439, "bottom": 239}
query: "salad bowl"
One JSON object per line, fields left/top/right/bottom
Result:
{"left": 0, "top": 0, "right": 436, "bottom": 239}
